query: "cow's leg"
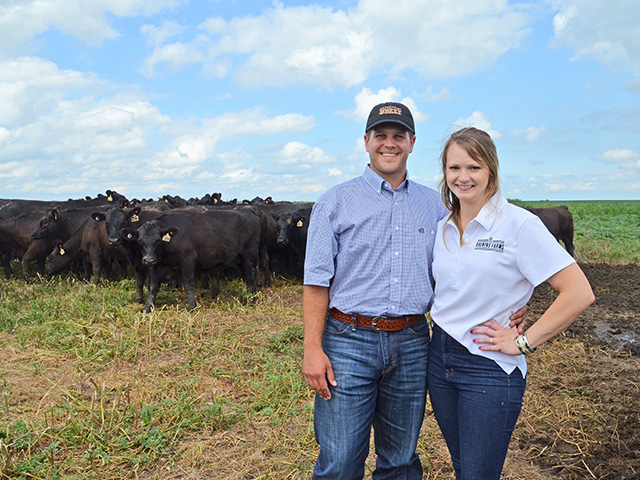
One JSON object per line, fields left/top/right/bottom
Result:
{"left": 239, "top": 253, "right": 259, "bottom": 296}
{"left": 90, "top": 247, "right": 102, "bottom": 284}
{"left": 1, "top": 252, "right": 13, "bottom": 279}
{"left": 181, "top": 262, "right": 197, "bottom": 311}
{"left": 133, "top": 266, "right": 146, "bottom": 303}
{"left": 563, "top": 235, "right": 575, "bottom": 258}
{"left": 259, "top": 244, "right": 271, "bottom": 287}
{"left": 208, "top": 271, "right": 221, "bottom": 298}
{"left": 143, "top": 267, "right": 161, "bottom": 313}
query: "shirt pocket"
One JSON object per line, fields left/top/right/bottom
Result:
{"left": 412, "top": 223, "right": 435, "bottom": 273}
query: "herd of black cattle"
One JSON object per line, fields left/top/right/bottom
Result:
{"left": 0, "top": 190, "right": 575, "bottom": 312}
{"left": 0, "top": 191, "right": 312, "bottom": 312}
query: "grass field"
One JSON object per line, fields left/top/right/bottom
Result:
{"left": 511, "top": 200, "right": 640, "bottom": 264}
{"left": 0, "top": 200, "right": 638, "bottom": 479}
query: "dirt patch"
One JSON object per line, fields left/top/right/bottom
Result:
{"left": 521, "top": 262, "right": 640, "bottom": 480}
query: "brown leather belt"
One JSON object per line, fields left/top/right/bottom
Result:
{"left": 329, "top": 307, "right": 423, "bottom": 332}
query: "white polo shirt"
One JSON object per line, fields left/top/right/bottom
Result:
{"left": 431, "top": 192, "right": 575, "bottom": 376}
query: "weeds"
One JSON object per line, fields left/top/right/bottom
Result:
{"left": 0, "top": 202, "right": 638, "bottom": 478}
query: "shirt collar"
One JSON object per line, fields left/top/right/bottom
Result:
{"left": 362, "top": 164, "right": 410, "bottom": 194}
{"left": 443, "top": 191, "right": 507, "bottom": 232}
{"left": 474, "top": 191, "right": 507, "bottom": 230}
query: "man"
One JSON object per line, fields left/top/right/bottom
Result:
{"left": 303, "top": 102, "right": 523, "bottom": 479}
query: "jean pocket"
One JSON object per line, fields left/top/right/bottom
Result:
{"left": 407, "top": 317, "right": 429, "bottom": 337}
{"left": 324, "top": 315, "right": 354, "bottom": 336}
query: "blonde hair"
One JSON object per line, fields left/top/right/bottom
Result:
{"left": 439, "top": 127, "right": 500, "bottom": 242}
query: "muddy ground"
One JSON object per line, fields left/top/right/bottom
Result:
{"left": 522, "top": 262, "right": 640, "bottom": 480}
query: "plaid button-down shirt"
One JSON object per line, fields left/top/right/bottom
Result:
{"left": 304, "top": 165, "right": 447, "bottom": 317}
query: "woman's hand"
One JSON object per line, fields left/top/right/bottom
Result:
{"left": 471, "top": 320, "right": 521, "bottom": 356}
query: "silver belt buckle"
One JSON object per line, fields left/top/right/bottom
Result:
{"left": 371, "top": 315, "right": 387, "bottom": 332}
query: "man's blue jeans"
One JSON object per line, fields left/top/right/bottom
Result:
{"left": 427, "top": 322, "right": 526, "bottom": 480}
{"left": 312, "top": 314, "right": 430, "bottom": 480}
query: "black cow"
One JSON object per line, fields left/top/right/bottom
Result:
{"left": 45, "top": 214, "right": 127, "bottom": 283}
{"left": 0, "top": 210, "right": 57, "bottom": 281}
{"left": 524, "top": 205, "right": 575, "bottom": 257}
{"left": 0, "top": 190, "right": 127, "bottom": 222}
{"left": 98, "top": 206, "right": 167, "bottom": 303}
{"left": 31, "top": 206, "right": 104, "bottom": 243}
{"left": 120, "top": 208, "right": 261, "bottom": 312}
{"left": 267, "top": 202, "right": 313, "bottom": 279}
{"left": 235, "top": 204, "right": 278, "bottom": 287}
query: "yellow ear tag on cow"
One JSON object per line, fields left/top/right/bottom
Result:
{"left": 59, "top": 248, "right": 65, "bottom": 256}
{"left": 162, "top": 233, "right": 172, "bottom": 242}
{"left": 108, "top": 195, "right": 113, "bottom": 202}
{"left": 297, "top": 219, "right": 303, "bottom": 227}
{"left": 131, "top": 214, "right": 140, "bottom": 223}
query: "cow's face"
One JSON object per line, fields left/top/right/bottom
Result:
{"left": 136, "top": 223, "right": 179, "bottom": 266}
{"left": 105, "top": 207, "right": 141, "bottom": 246}
{"left": 31, "top": 209, "right": 59, "bottom": 239}
{"left": 45, "top": 243, "right": 70, "bottom": 275}
{"left": 276, "top": 212, "right": 308, "bottom": 244}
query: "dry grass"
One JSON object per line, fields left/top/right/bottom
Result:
{"left": 1, "top": 274, "right": 639, "bottom": 479}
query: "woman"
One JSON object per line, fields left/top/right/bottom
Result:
{"left": 428, "top": 127, "right": 594, "bottom": 479}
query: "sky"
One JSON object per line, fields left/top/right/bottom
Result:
{"left": 0, "top": 0, "right": 639, "bottom": 203}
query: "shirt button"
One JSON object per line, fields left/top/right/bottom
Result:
{"left": 393, "top": 278, "right": 398, "bottom": 283}
{"left": 395, "top": 226, "right": 399, "bottom": 230}
{"left": 395, "top": 252, "right": 399, "bottom": 256}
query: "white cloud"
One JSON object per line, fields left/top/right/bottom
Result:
{"left": 352, "top": 87, "right": 429, "bottom": 124}
{"left": 450, "top": 111, "right": 502, "bottom": 139}
{"left": 141, "top": 1, "right": 530, "bottom": 88}
{"left": 513, "top": 126, "right": 548, "bottom": 142}
{"left": 0, "top": 56, "right": 318, "bottom": 200}
{"left": 278, "top": 142, "right": 336, "bottom": 166}
{"left": 0, "top": 0, "right": 181, "bottom": 53}
{"left": 550, "top": 0, "right": 640, "bottom": 74}
{"left": 140, "top": 41, "right": 207, "bottom": 76}
{"left": 140, "top": 20, "right": 185, "bottom": 46}
{"left": 599, "top": 148, "right": 640, "bottom": 168}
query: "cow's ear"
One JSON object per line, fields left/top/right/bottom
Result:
{"left": 120, "top": 228, "right": 138, "bottom": 242}
{"left": 161, "top": 227, "right": 179, "bottom": 242}
{"left": 129, "top": 207, "right": 141, "bottom": 223}
{"left": 91, "top": 212, "right": 105, "bottom": 222}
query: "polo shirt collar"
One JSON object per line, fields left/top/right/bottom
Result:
{"left": 474, "top": 191, "right": 508, "bottom": 230}
{"left": 362, "top": 164, "right": 410, "bottom": 194}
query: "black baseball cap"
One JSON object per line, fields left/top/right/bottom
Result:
{"left": 365, "top": 102, "right": 415, "bottom": 134}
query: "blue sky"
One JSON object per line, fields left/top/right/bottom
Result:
{"left": 1, "top": 0, "right": 639, "bottom": 202}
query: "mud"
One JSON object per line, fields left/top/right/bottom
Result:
{"left": 524, "top": 262, "right": 640, "bottom": 480}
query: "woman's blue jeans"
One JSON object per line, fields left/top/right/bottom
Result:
{"left": 312, "top": 314, "right": 430, "bottom": 480}
{"left": 427, "top": 322, "right": 526, "bottom": 480}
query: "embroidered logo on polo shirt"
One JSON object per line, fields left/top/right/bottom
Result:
{"left": 475, "top": 237, "right": 505, "bottom": 253}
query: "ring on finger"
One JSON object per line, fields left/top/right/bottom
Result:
{"left": 489, "top": 338, "right": 494, "bottom": 344}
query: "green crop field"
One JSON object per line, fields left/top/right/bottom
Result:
{"left": 511, "top": 200, "right": 640, "bottom": 264}
{"left": 0, "top": 200, "right": 638, "bottom": 479}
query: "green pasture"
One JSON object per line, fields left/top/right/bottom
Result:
{"left": 0, "top": 200, "right": 638, "bottom": 479}
{"left": 510, "top": 199, "right": 640, "bottom": 264}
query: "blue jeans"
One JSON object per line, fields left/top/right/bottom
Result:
{"left": 312, "top": 314, "right": 430, "bottom": 480}
{"left": 427, "top": 322, "right": 526, "bottom": 480}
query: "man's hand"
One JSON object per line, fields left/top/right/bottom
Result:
{"left": 303, "top": 346, "right": 337, "bottom": 400}
{"left": 508, "top": 305, "right": 528, "bottom": 334}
